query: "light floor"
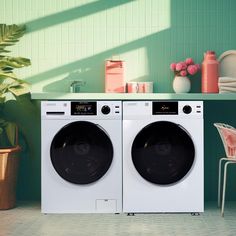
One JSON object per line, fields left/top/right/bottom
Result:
{"left": 0, "top": 202, "right": 236, "bottom": 236}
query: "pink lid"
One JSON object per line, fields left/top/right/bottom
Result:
{"left": 206, "top": 50, "right": 215, "bottom": 55}
{"left": 204, "top": 50, "right": 217, "bottom": 60}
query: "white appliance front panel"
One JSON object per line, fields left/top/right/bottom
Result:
{"left": 41, "top": 117, "right": 122, "bottom": 213}
{"left": 41, "top": 101, "right": 122, "bottom": 120}
{"left": 123, "top": 116, "right": 204, "bottom": 213}
{"left": 123, "top": 101, "right": 203, "bottom": 120}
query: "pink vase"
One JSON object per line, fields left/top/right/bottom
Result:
{"left": 201, "top": 51, "right": 219, "bottom": 93}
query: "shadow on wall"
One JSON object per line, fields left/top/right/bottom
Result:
{"left": 31, "top": 31, "right": 171, "bottom": 93}
{"left": 26, "top": 0, "right": 136, "bottom": 33}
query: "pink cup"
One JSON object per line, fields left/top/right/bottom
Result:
{"left": 127, "top": 82, "right": 153, "bottom": 93}
{"left": 127, "top": 82, "right": 138, "bottom": 93}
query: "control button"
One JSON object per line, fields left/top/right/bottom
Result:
{"left": 101, "top": 105, "right": 111, "bottom": 115}
{"left": 183, "top": 105, "right": 192, "bottom": 114}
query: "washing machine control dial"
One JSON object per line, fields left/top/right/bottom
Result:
{"left": 101, "top": 105, "right": 111, "bottom": 115}
{"left": 183, "top": 105, "right": 192, "bottom": 114}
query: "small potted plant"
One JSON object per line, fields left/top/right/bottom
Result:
{"left": 170, "top": 58, "right": 200, "bottom": 93}
{"left": 0, "top": 24, "right": 31, "bottom": 209}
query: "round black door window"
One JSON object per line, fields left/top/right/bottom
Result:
{"left": 50, "top": 121, "right": 113, "bottom": 184}
{"left": 132, "top": 121, "right": 195, "bottom": 185}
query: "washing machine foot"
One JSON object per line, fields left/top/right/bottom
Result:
{"left": 191, "top": 212, "right": 200, "bottom": 216}
{"left": 127, "top": 213, "right": 135, "bottom": 216}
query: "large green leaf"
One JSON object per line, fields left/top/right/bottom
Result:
{"left": 0, "top": 76, "right": 29, "bottom": 100}
{"left": 0, "top": 24, "right": 26, "bottom": 53}
{"left": 0, "top": 70, "right": 17, "bottom": 79}
{"left": 0, "top": 121, "right": 17, "bottom": 147}
{"left": 5, "top": 122, "right": 17, "bottom": 146}
{"left": 0, "top": 56, "right": 31, "bottom": 69}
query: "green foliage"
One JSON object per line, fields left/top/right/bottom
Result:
{"left": 0, "top": 24, "right": 31, "bottom": 101}
{"left": 0, "top": 24, "right": 31, "bottom": 148}
{"left": 0, "top": 119, "right": 17, "bottom": 147}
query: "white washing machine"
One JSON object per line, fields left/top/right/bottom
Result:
{"left": 41, "top": 101, "right": 122, "bottom": 213}
{"left": 123, "top": 101, "right": 204, "bottom": 213}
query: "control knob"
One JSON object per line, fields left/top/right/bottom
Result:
{"left": 183, "top": 105, "right": 192, "bottom": 114}
{"left": 101, "top": 105, "right": 111, "bottom": 115}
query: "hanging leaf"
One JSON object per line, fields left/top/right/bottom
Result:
{"left": 0, "top": 24, "right": 26, "bottom": 52}
{"left": 0, "top": 56, "right": 31, "bottom": 68}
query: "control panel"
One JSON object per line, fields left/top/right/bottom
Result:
{"left": 123, "top": 101, "right": 203, "bottom": 120}
{"left": 41, "top": 101, "right": 122, "bottom": 119}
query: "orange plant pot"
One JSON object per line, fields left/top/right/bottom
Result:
{"left": 0, "top": 146, "right": 21, "bottom": 210}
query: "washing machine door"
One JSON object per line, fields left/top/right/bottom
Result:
{"left": 131, "top": 121, "right": 195, "bottom": 185}
{"left": 50, "top": 121, "right": 113, "bottom": 184}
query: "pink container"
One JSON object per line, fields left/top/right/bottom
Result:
{"left": 127, "top": 82, "right": 138, "bottom": 93}
{"left": 105, "top": 60, "right": 125, "bottom": 93}
{"left": 127, "top": 82, "right": 153, "bottom": 93}
{"left": 201, "top": 51, "right": 219, "bottom": 93}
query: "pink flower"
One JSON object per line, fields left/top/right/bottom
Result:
{"left": 170, "top": 63, "right": 176, "bottom": 71}
{"left": 181, "top": 62, "right": 187, "bottom": 70}
{"left": 187, "top": 65, "right": 198, "bottom": 75}
{"left": 196, "top": 64, "right": 201, "bottom": 70}
{"left": 185, "top": 58, "right": 194, "bottom": 65}
{"left": 175, "top": 63, "right": 183, "bottom": 71}
{"left": 180, "top": 70, "right": 187, "bottom": 76}
{"left": 170, "top": 58, "right": 200, "bottom": 77}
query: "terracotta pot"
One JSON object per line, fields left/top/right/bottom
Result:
{"left": 0, "top": 145, "right": 21, "bottom": 210}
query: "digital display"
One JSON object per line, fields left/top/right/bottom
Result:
{"left": 152, "top": 102, "right": 178, "bottom": 115}
{"left": 71, "top": 102, "right": 97, "bottom": 115}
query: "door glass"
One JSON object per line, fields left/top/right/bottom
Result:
{"left": 50, "top": 121, "right": 113, "bottom": 184}
{"left": 132, "top": 121, "right": 195, "bottom": 185}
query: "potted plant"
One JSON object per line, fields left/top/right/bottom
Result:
{"left": 0, "top": 24, "right": 31, "bottom": 209}
{"left": 170, "top": 58, "right": 200, "bottom": 93}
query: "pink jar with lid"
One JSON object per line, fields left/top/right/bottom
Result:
{"left": 201, "top": 51, "right": 219, "bottom": 93}
{"left": 105, "top": 60, "right": 125, "bottom": 93}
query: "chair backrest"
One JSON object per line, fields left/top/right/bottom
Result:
{"left": 214, "top": 123, "right": 236, "bottom": 158}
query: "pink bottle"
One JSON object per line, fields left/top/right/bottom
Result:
{"left": 105, "top": 60, "right": 125, "bottom": 93}
{"left": 201, "top": 51, "right": 219, "bottom": 93}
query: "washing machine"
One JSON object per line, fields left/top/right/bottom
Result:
{"left": 41, "top": 101, "right": 122, "bottom": 213}
{"left": 123, "top": 101, "right": 204, "bottom": 213}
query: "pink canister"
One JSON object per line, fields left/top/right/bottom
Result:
{"left": 201, "top": 51, "right": 219, "bottom": 93}
{"left": 143, "top": 82, "right": 153, "bottom": 93}
{"left": 127, "top": 82, "right": 138, "bottom": 93}
{"left": 105, "top": 60, "right": 125, "bottom": 93}
{"left": 127, "top": 82, "right": 153, "bottom": 93}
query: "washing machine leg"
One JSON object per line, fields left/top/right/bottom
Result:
{"left": 191, "top": 212, "right": 200, "bottom": 216}
{"left": 127, "top": 213, "right": 135, "bottom": 216}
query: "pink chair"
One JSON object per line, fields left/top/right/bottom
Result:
{"left": 214, "top": 123, "right": 236, "bottom": 217}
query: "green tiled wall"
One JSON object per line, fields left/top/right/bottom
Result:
{"left": 1, "top": 0, "right": 236, "bottom": 201}
{"left": 2, "top": 0, "right": 236, "bottom": 94}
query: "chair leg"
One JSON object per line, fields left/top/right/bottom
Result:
{"left": 221, "top": 161, "right": 234, "bottom": 217}
{"left": 218, "top": 158, "right": 228, "bottom": 207}
{"left": 218, "top": 159, "right": 223, "bottom": 207}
